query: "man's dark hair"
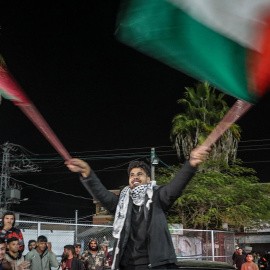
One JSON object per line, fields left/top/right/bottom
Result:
{"left": 246, "top": 253, "right": 253, "bottom": 257}
{"left": 37, "top": 235, "right": 47, "bottom": 242}
{"left": 1, "top": 211, "right": 15, "bottom": 227}
{"left": 127, "top": 161, "right": 151, "bottom": 177}
{"left": 7, "top": 237, "right": 18, "bottom": 244}
{"left": 64, "top": 245, "right": 75, "bottom": 255}
{"left": 0, "top": 238, "right": 5, "bottom": 245}
{"left": 28, "top": 240, "right": 36, "bottom": 246}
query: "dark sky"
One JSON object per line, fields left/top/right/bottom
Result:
{"left": 0, "top": 1, "right": 270, "bottom": 220}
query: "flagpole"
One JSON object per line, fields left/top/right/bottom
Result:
{"left": 18, "top": 103, "right": 72, "bottom": 160}
{"left": 202, "top": 99, "right": 252, "bottom": 148}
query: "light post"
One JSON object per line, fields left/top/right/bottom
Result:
{"left": 150, "top": 148, "right": 159, "bottom": 180}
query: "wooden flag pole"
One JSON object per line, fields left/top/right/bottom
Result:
{"left": 202, "top": 99, "right": 252, "bottom": 148}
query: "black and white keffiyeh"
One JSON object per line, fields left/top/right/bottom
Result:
{"left": 111, "top": 181, "right": 156, "bottom": 269}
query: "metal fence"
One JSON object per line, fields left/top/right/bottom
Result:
{"left": 16, "top": 220, "right": 234, "bottom": 264}
{"left": 171, "top": 229, "right": 234, "bottom": 264}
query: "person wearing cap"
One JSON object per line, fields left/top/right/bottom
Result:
{"left": 232, "top": 247, "right": 240, "bottom": 267}
{"left": 74, "top": 243, "right": 81, "bottom": 260}
{"left": 81, "top": 239, "right": 107, "bottom": 270}
{"left": 66, "top": 146, "right": 209, "bottom": 270}
{"left": 0, "top": 212, "right": 24, "bottom": 252}
{"left": 100, "top": 241, "right": 112, "bottom": 267}
{"left": 28, "top": 240, "right": 37, "bottom": 252}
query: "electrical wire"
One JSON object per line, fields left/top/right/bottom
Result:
{"left": 10, "top": 177, "right": 93, "bottom": 201}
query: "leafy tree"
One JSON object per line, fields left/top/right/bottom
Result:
{"left": 170, "top": 82, "right": 240, "bottom": 164}
{"left": 156, "top": 159, "right": 270, "bottom": 230}
{"left": 162, "top": 82, "right": 270, "bottom": 230}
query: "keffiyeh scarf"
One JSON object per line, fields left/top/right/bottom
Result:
{"left": 111, "top": 181, "right": 156, "bottom": 269}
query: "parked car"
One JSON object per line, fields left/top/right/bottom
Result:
{"left": 177, "top": 260, "right": 235, "bottom": 270}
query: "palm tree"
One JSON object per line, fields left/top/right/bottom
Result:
{"left": 170, "top": 82, "right": 241, "bottom": 164}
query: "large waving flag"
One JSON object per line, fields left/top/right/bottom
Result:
{"left": 116, "top": 0, "right": 270, "bottom": 104}
{"left": 0, "top": 60, "right": 71, "bottom": 160}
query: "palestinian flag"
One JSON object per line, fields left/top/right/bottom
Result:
{"left": 116, "top": 0, "right": 270, "bottom": 103}
{"left": 0, "top": 64, "right": 30, "bottom": 104}
{"left": 0, "top": 58, "right": 71, "bottom": 160}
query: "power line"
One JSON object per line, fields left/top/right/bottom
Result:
{"left": 237, "top": 147, "right": 270, "bottom": 152}
{"left": 17, "top": 211, "right": 93, "bottom": 222}
{"left": 10, "top": 177, "right": 93, "bottom": 201}
{"left": 239, "top": 139, "right": 270, "bottom": 143}
{"left": 242, "top": 160, "right": 270, "bottom": 164}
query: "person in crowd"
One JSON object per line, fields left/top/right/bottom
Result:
{"left": 81, "top": 239, "right": 107, "bottom": 270}
{"left": 0, "top": 238, "right": 29, "bottom": 270}
{"left": 28, "top": 240, "right": 36, "bottom": 252}
{"left": 241, "top": 253, "right": 259, "bottom": 270}
{"left": 66, "top": 146, "right": 209, "bottom": 270}
{"left": 60, "top": 245, "right": 84, "bottom": 270}
{"left": 5, "top": 238, "right": 24, "bottom": 266}
{"left": 232, "top": 247, "right": 240, "bottom": 266}
{"left": 0, "top": 212, "right": 24, "bottom": 252}
{"left": 235, "top": 248, "right": 246, "bottom": 270}
{"left": 25, "top": 235, "right": 58, "bottom": 270}
{"left": 74, "top": 243, "right": 82, "bottom": 259}
{"left": 0, "top": 238, "right": 11, "bottom": 270}
{"left": 0, "top": 238, "right": 6, "bottom": 260}
{"left": 99, "top": 241, "right": 112, "bottom": 267}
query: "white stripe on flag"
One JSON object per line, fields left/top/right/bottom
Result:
{"left": 167, "top": 0, "right": 270, "bottom": 51}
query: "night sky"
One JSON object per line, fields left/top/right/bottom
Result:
{"left": 0, "top": 1, "right": 270, "bottom": 220}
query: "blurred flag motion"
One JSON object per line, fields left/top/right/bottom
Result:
{"left": 116, "top": 0, "right": 270, "bottom": 104}
{"left": 0, "top": 56, "right": 71, "bottom": 160}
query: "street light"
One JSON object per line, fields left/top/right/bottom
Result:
{"left": 151, "top": 148, "right": 159, "bottom": 180}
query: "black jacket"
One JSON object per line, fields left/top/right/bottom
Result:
{"left": 71, "top": 257, "right": 84, "bottom": 270}
{"left": 80, "top": 161, "right": 196, "bottom": 269}
{"left": 58, "top": 257, "right": 84, "bottom": 270}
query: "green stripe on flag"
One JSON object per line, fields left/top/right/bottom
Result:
{"left": 0, "top": 88, "right": 13, "bottom": 100}
{"left": 116, "top": 0, "right": 257, "bottom": 103}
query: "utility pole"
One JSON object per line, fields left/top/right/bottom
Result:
{"left": 151, "top": 148, "right": 155, "bottom": 180}
{"left": 75, "top": 210, "right": 78, "bottom": 243}
{"left": 0, "top": 142, "right": 40, "bottom": 214}
{"left": 0, "top": 143, "right": 11, "bottom": 209}
{"left": 150, "top": 148, "right": 159, "bottom": 180}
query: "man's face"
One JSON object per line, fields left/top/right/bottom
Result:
{"left": 238, "top": 249, "right": 243, "bottom": 255}
{"left": 28, "top": 242, "right": 36, "bottom": 251}
{"left": 4, "top": 215, "right": 14, "bottom": 227}
{"left": 129, "top": 167, "right": 150, "bottom": 189}
{"left": 100, "top": 246, "right": 107, "bottom": 252}
{"left": 0, "top": 243, "right": 6, "bottom": 260}
{"left": 89, "top": 241, "right": 98, "bottom": 251}
{"left": 246, "top": 254, "right": 253, "bottom": 262}
{"left": 8, "top": 241, "right": 19, "bottom": 253}
{"left": 75, "top": 246, "right": 81, "bottom": 255}
{"left": 36, "top": 241, "right": 47, "bottom": 252}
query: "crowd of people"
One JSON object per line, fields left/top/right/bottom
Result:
{"left": 232, "top": 247, "right": 269, "bottom": 270}
{"left": 0, "top": 211, "right": 113, "bottom": 270}
{"left": 0, "top": 147, "right": 209, "bottom": 270}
